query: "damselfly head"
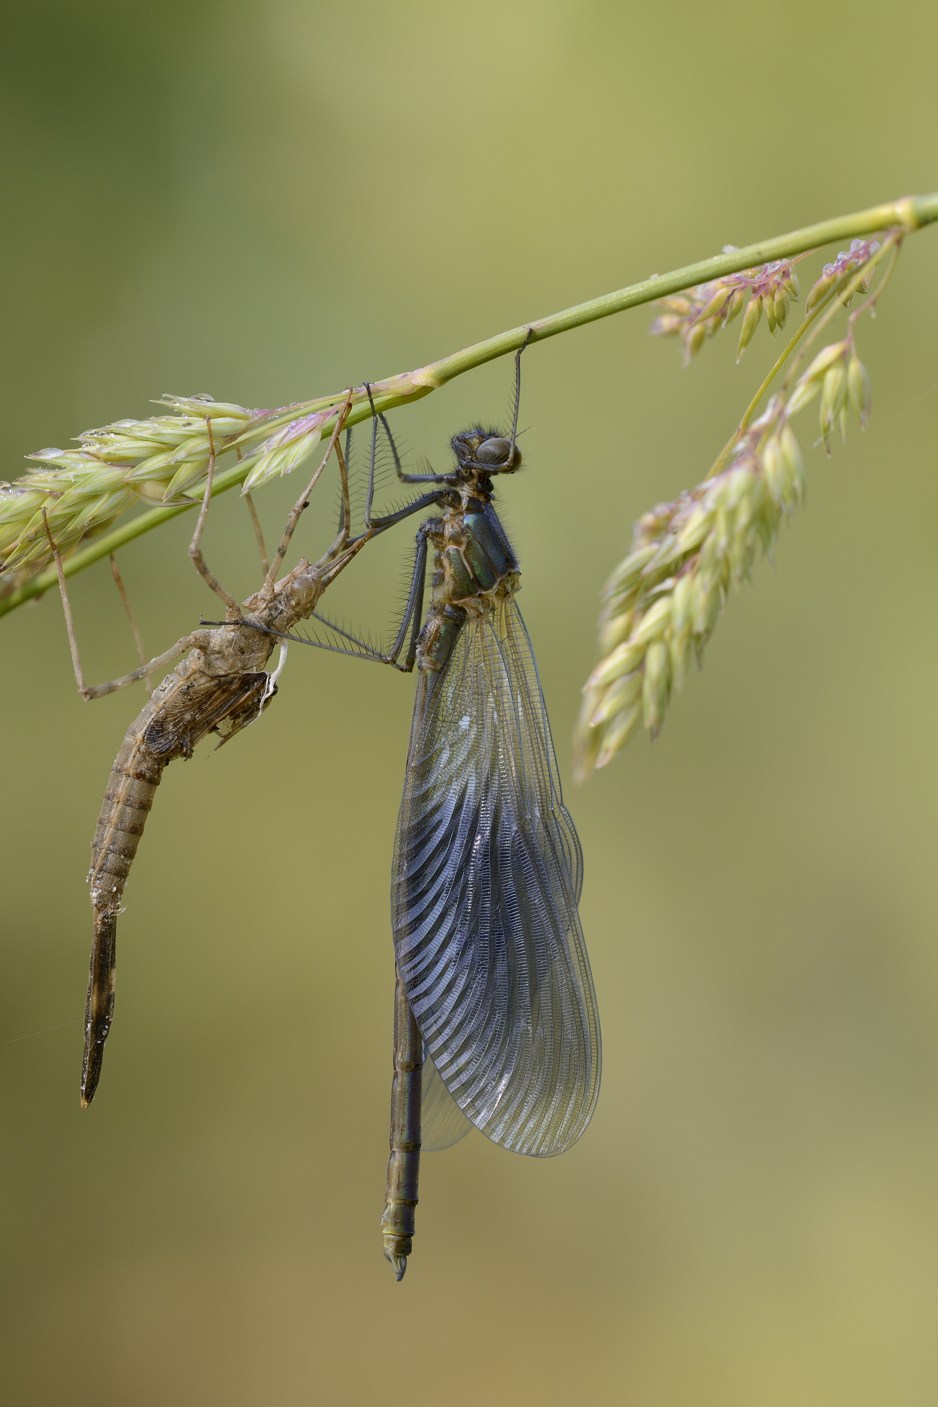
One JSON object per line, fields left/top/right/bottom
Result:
{"left": 450, "top": 428, "right": 522, "bottom": 478}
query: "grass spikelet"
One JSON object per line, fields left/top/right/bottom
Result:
{"left": 576, "top": 230, "right": 899, "bottom": 780}
{"left": 650, "top": 255, "right": 802, "bottom": 365}
{"left": 0, "top": 393, "right": 354, "bottom": 587}
{"left": 0, "top": 396, "right": 257, "bottom": 578}
{"left": 241, "top": 415, "right": 325, "bottom": 492}
{"left": 574, "top": 410, "right": 799, "bottom": 781}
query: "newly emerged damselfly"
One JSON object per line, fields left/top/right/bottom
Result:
{"left": 266, "top": 344, "right": 602, "bottom": 1277}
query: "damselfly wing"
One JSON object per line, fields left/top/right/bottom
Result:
{"left": 392, "top": 557, "right": 600, "bottom": 1158}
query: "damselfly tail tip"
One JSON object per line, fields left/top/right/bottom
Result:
{"left": 382, "top": 1243, "right": 410, "bottom": 1288}
{"left": 393, "top": 1256, "right": 408, "bottom": 1282}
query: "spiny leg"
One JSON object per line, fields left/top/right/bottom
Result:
{"left": 261, "top": 520, "right": 429, "bottom": 671}
{"left": 363, "top": 386, "right": 441, "bottom": 528}
{"left": 506, "top": 326, "right": 535, "bottom": 464}
{"left": 322, "top": 419, "right": 353, "bottom": 562}
{"left": 384, "top": 523, "right": 429, "bottom": 671}
{"left": 297, "top": 415, "right": 366, "bottom": 587}
{"left": 42, "top": 509, "right": 201, "bottom": 700}
{"left": 251, "top": 436, "right": 436, "bottom": 664}
{"left": 364, "top": 333, "right": 532, "bottom": 524}
{"left": 264, "top": 390, "right": 354, "bottom": 591}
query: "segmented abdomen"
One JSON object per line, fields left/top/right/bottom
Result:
{"left": 88, "top": 735, "right": 166, "bottom": 915}
{"left": 80, "top": 657, "right": 274, "bottom": 1107}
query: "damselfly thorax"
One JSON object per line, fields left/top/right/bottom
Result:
{"left": 419, "top": 482, "right": 521, "bottom": 675}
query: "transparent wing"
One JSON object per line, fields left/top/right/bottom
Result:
{"left": 421, "top": 1054, "right": 473, "bottom": 1151}
{"left": 393, "top": 597, "right": 600, "bottom": 1157}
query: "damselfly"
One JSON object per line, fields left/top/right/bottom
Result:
{"left": 270, "top": 344, "right": 602, "bottom": 1277}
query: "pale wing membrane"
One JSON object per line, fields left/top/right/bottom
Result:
{"left": 421, "top": 1054, "right": 472, "bottom": 1151}
{"left": 393, "top": 598, "right": 600, "bottom": 1157}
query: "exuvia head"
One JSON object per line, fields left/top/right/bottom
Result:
{"left": 450, "top": 428, "right": 522, "bottom": 478}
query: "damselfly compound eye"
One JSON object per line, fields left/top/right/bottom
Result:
{"left": 476, "top": 437, "right": 516, "bottom": 467}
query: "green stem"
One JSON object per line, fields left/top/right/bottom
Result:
{"left": 3, "top": 191, "right": 937, "bottom": 618}
{"left": 414, "top": 193, "right": 938, "bottom": 389}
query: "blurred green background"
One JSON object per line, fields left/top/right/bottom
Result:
{"left": 2, "top": 3, "right": 937, "bottom": 1404}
